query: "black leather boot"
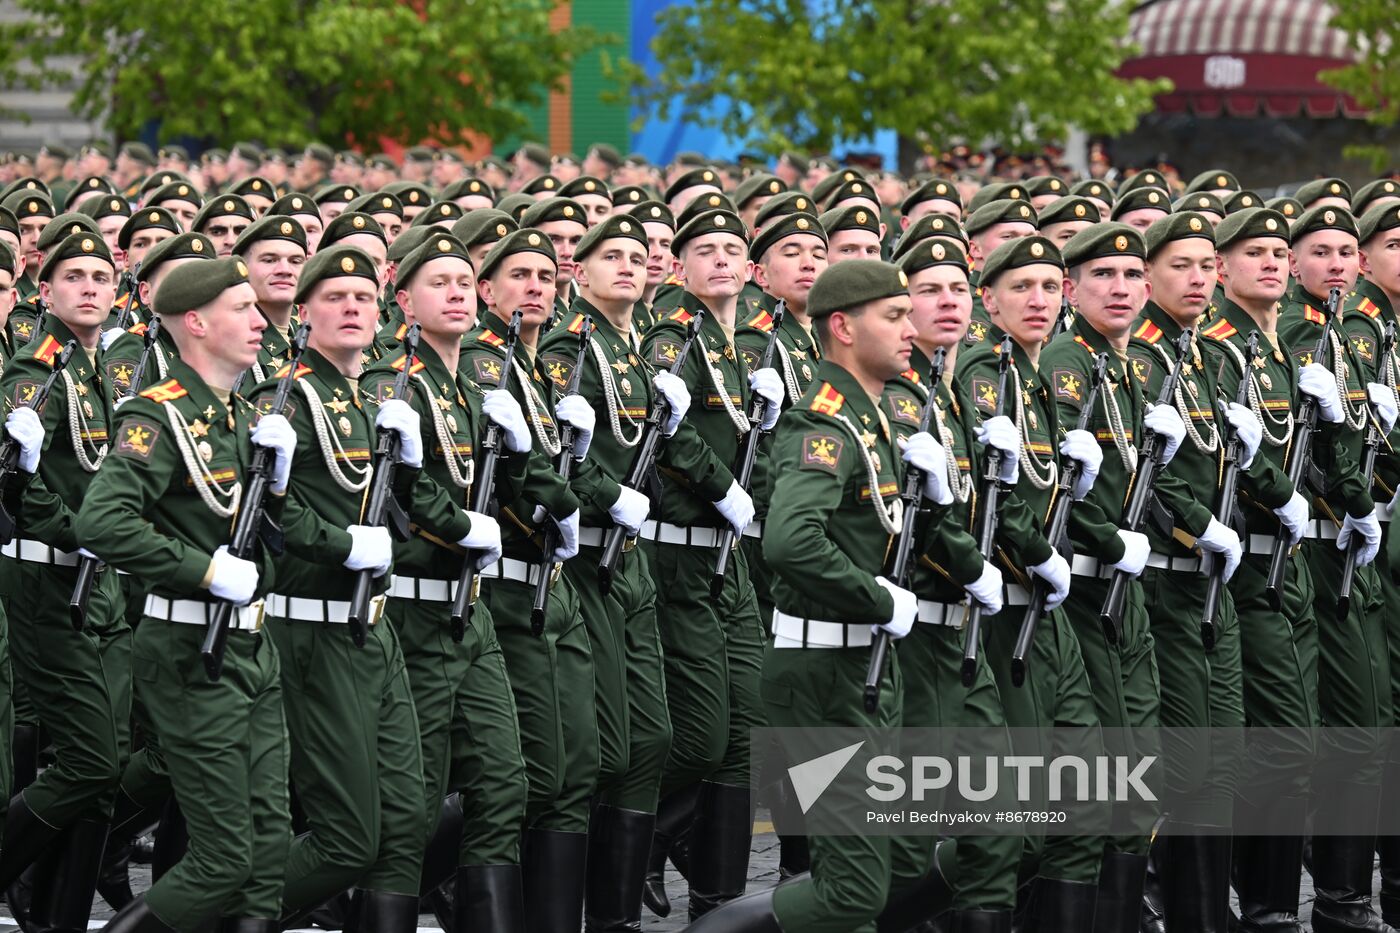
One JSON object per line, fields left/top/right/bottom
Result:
{"left": 28, "top": 818, "right": 109, "bottom": 932}
{"left": 419, "top": 794, "right": 465, "bottom": 929}
{"left": 875, "top": 853, "right": 953, "bottom": 933}
{"left": 1162, "top": 827, "right": 1230, "bottom": 933}
{"left": 1311, "top": 837, "right": 1397, "bottom": 933}
{"left": 96, "top": 835, "right": 136, "bottom": 910}
{"left": 1380, "top": 830, "right": 1400, "bottom": 925}
{"left": 454, "top": 864, "right": 524, "bottom": 933}
{"left": 584, "top": 805, "right": 654, "bottom": 932}
{"left": 949, "top": 909, "right": 1011, "bottom": 933}
{"left": 686, "top": 783, "right": 754, "bottom": 920}
{"left": 777, "top": 836, "right": 809, "bottom": 880}
{"left": 1233, "top": 794, "right": 1305, "bottom": 932}
{"left": 151, "top": 796, "right": 188, "bottom": 881}
{"left": 11, "top": 723, "right": 39, "bottom": 792}
{"left": 342, "top": 891, "right": 420, "bottom": 933}
{"left": 679, "top": 887, "right": 783, "bottom": 932}
{"left": 522, "top": 829, "right": 588, "bottom": 933}
{"left": 1022, "top": 878, "right": 1097, "bottom": 933}
{"left": 643, "top": 783, "right": 703, "bottom": 918}
{"left": 1092, "top": 850, "right": 1146, "bottom": 933}
{"left": 1139, "top": 834, "right": 1166, "bottom": 933}
{"left": 0, "top": 794, "right": 64, "bottom": 890}
{"left": 99, "top": 898, "right": 174, "bottom": 933}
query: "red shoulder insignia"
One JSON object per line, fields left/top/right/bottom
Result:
{"left": 391, "top": 354, "right": 426, "bottom": 375}
{"left": 32, "top": 335, "right": 61, "bottom": 366}
{"left": 809, "top": 383, "right": 845, "bottom": 416}
{"left": 1357, "top": 297, "right": 1381, "bottom": 319}
{"left": 477, "top": 330, "right": 505, "bottom": 347}
{"left": 1073, "top": 335, "right": 1093, "bottom": 351}
{"left": 1201, "top": 319, "right": 1238, "bottom": 341}
{"left": 127, "top": 322, "right": 148, "bottom": 336}
{"left": 394, "top": 323, "right": 408, "bottom": 340}
{"left": 272, "top": 363, "right": 313, "bottom": 380}
{"left": 667, "top": 307, "right": 693, "bottom": 325}
{"left": 901, "top": 368, "right": 921, "bottom": 385}
{"left": 566, "top": 313, "right": 587, "bottom": 334}
{"left": 745, "top": 309, "right": 774, "bottom": 333}
{"left": 139, "top": 379, "right": 188, "bottom": 402}
{"left": 1132, "top": 320, "right": 1163, "bottom": 344}
{"left": 1303, "top": 307, "right": 1325, "bottom": 325}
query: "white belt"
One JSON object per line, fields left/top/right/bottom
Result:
{"left": 1004, "top": 583, "right": 1031, "bottom": 607}
{"left": 267, "top": 593, "right": 386, "bottom": 625}
{"left": 387, "top": 575, "right": 456, "bottom": 602}
{"left": 1145, "top": 551, "right": 1202, "bottom": 573}
{"left": 1302, "top": 519, "right": 1339, "bottom": 541}
{"left": 771, "top": 609, "right": 873, "bottom": 648}
{"left": 144, "top": 594, "right": 264, "bottom": 632}
{"left": 916, "top": 599, "right": 964, "bottom": 628}
{"left": 482, "top": 556, "right": 560, "bottom": 588}
{"left": 577, "top": 525, "right": 639, "bottom": 551}
{"left": 743, "top": 520, "right": 764, "bottom": 540}
{"left": 1246, "top": 533, "right": 1283, "bottom": 555}
{"left": 1070, "top": 554, "right": 1113, "bottom": 578}
{"left": 641, "top": 520, "right": 725, "bottom": 548}
{"left": 1379, "top": 502, "right": 1393, "bottom": 524}
{"left": 1, "top": 539, "right": 79, "bottom": 566}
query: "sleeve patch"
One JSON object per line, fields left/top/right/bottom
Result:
{"left": 1294, "top": 348, "right": 1315, "bottom": 367}
{"left": 541, "top": 354, "right": 574, "bottom": 389}
{"left": 889, "top": 392, "right": 922, "bottom": 424}
{"left": 255, "top": 396, "right": 296, "bottom": 421}
{"left": 1053, "top": 369, "right": 1084, "bottom": 402}
{"left": 11, "top": 381, "right": 43, "bottom": 411}
{"left": 106, "top": 360, "right": 136, "bottom": 393}
{"left": 1351, "top": 334, "right": 1375, "bottom": 362}
{"left": 971, "top": 377, "right": 999, "bottom": 413}
{"left": 1129, "top": 356, "right": 1153, "bottom": 387}
{"left": 800, "top": 433, "right": 844, "bottom": 472}
{"left": 653, "top": 340, "right": 682, "bottom": 368}
{"left": 739, "top": 347, "right": 759, "bottom": 371}
{"left": 472, "top": 357, "right": 504, "bottom": 386}
{"left": 115, "top": 420, "right": 161, "bottom": 460}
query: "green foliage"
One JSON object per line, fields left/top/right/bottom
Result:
{"left": 0, "top": 0, "right": 606, "bottom": 146}
{"left": 1322, "top": 0, "right": 1400, "bottom": 128}
{"left": 623, "top": 0, "right": 1168, "bottom": 155}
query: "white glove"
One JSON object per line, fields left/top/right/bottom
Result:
{"left": 113, "top": 395, "right": 135, "bottom": 411}
{"left": 975, "top": 415, "right": 1020, "bottom": 486}
{"left": 899, "top": 431, "right": 953, "bottom": 505}
{"left": 250, "top": 413, "right": 296, "bottom": 494}
{"left": 555, "top": 394, "right": 595, "bottom": 462}
{"left": 1367, "top": 383, "right": 1398, "bottom": 435}
{"left": 483, "top": 389, "right": 530, "bottom": 453}
{"left": 100, "top": 327, "right": 125, "bottom": 351}
{"left": 652, "top": 371, "right": 690, "bottom": 437}
{"left": 964, "top": 562, "right": 1004, "bottom": 616}
{"left": 1111, "top": 529, "right": 1150, "bottom": 577}
{"left": 1195, "top": 517, "right": 1242, "bottom": 582}
{"left": 1144, "top": 403, "right": 1186, "bottom": 466}
{"left": 1298, "top": 363, "right": 1344, "bottom": 423}
{"left": 208, "top": 545, "right": 259, "bottom": 606}
{"left": 374, "top": 398, "right": 423, "bottom": 469}
{"left": 457, "top": 512, "right": 503, "bottom": 571}
{"left": 344, "top": 524, "right": 393, "bottom": 576}
{"left": 551, "top": 510, "right": 580, "bottom": 562}
{"left": 1273, "top": 491, "right": 1310, "bottom": 547}
{"left": 5, "top": 407, "right": 44, "bottom": 474}
{"left": 748, "top": 367, "right": 784, "bottom": 431}
{"left": 608, "top": 485, "right": 650, "bottom": 535}
{"left": 873, "top": 575, "right": 917, "bottom": 640}
{"left": 1059, "top": 429, "right": 1102, "bottom": 500}
{"left": 1030, "top": 552, "right": 1072, "bottom": 611}
{"left": 714, "top": 480, "right": 755, "bottom": 535}
{"left": 1337, "top": 508, "right": 1382, "bottom": 567}
{"left": 1225, "top": 402, "right": 1262, "bottom": 470}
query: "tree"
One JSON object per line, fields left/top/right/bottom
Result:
{"left": 1320, "top": 0, "right": 1400, "bottom": 171}
{"left": 0, "top": 0, "right": 607, "bottom": 147}
{"left": 625, "top": 0, "right": 1167, "bottom": 158}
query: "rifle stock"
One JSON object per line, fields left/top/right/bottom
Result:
{"left": 1337, "top": 318, "right": 1395, "bottom": 619}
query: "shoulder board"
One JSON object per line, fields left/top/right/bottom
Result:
{"left": 1072, "top": 335, "right": 1093, "bottom": 351}
{"left": 477, "top": 330, "right": 505, "bottom": 347}
{"left": 901, "top": 368, "right": 921, "bottom": 385}
{"left": 31, "top": 334, "right": 62, "bottom": 366}
{"left": 140, "top": 379, "right": 187, "bottom": 402}
{"left": 1357, "top": 297, "right": 1381, "bottom": 319}
{"left": 809, "top": 382, "right": 845, "bottom": 416}
{"left": 26, "top": 294, "right": 39, "bottom": 306}
{"left": 667, "top": 307, "right": 693, "bottom": 325}
{"left": 1132, "top": 320, "right": 1163, "bottom": 344}
{"left": 664, "top": 272, "right": 681, "bottom": 286}
{"left": 1303, "top": 306, "right": 1325, "bottom": 325}
{"left": 394, "top": 322, "right": 408, "bottom": 340}
{"left": 127, "top": 322, "right": 148, "bottom": 336}
{"left": 273, "top": 363, "right": 314, "bottom": 380}
{"left": 745, "top": 309, "right": 774, "bottom": 333}
{"left": 1201, "top": 319, "right": 1238, "bottom": 341}
{"left": 566, "top": 313, "right": 587, "bottom": 334}
{"left": 390, "top": 354, "right": 426, "bottom": 374}
{"left": 114, "top": 293, "right": 131, "bottom": 310}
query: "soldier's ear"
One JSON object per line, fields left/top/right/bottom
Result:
{"left": 476, "top": 277, "right": 494, "bottom": 308}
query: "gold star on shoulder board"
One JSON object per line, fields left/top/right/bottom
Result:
{"left": 189, "top": 419, "right": 209, "bottom": 437}
{"left": 612, "top": 359, "right": 630, "bottom": 374}
{"left": 435, "top": 396, "right": 452, "bottom": 411}
{"left": 325, "top": 397, "right": 350, "bottom": 414}
{"left": 861, "top": 429, "right": 877, "bottom": 448}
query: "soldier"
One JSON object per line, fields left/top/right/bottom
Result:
{"left": 622, "top": 201, "right": 675, "bottom": 331}
{"left": 0, "top": 243, "right": 17, "bottom": 370}
{"left": 818, "top": 205, "right": 883, "bottom": 263}
{"left": 441, "top": 178, "right": 495, "bottom": 213}
{"left": 315, "top": 185, "right": 360, "bottom": 226}
{"left": 347, "top": 192, "right": 406, "bottom": 247}
{"left": 2, "top": 190, "right": 56, "bottom": 325}
{"left": 1110, "top": 188, "right": 1170, "bottom": 234}
{"left": 231, "top": 215, "right": 307, "bottom": 382}
{"left": 520, "top": 198, "right": 590, "bottom": 322}
{"left": 559, "top": 177, "right": 613, "bottom": 226}
{"left": 450, "top": 210, "right": 519, "bottom": 278}
{"left": 964, "top": 199, "right": 1039, "bottom": 344}
{"left": 899, "top": 178, "right": 964, "bottom": 226}
{"left": 293, "top": 144, "right": 334, "bottom": 194}
{"left": 320, "top": 212, "right": 389, "bottom": 293}
{"left": 143, "top": 182, "right": 202, "bottom": 233}
{"left": 189, "top": 194, "right": 256, "bottom": 258}
{"left": 1036, "top": 197, "right": 1098, "bottom": 250}
{"left": 78, "top": 256, "right": 295, "bottom": 932}
{"left": 81, "top": 196, "right": 134, "bottom": 271}
{"left": 268, "top": 193, "right": 325, "bottom": 255}
{"left": 732, "top": 174, "right": 786, "bottom": 232}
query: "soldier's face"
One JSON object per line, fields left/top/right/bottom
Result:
{"left": 432, "top": 159, "right": 464, "bottom": 188}
{"left": 202, "top": 215, "right": 251, "bottom": 257}
{"left": 831, "top": 295, "right": 916, "bottom": 381}
{"left": 753, "top": 234, "right": 827, "bottom": 312}
{"left": 1291, "top": 229, "right": 1359, "bottom": 299}
{"left": 246, "top": 240, "right": 307, "bottom": 307}
{"left": 298, "top": 216, "right": 325, "bottom": 255}
{"left": 321, "top": 202, "right": 348, "bottom": 224}
{"left": 1042, "top": 220, "right": 1092, "bottom": 249}
{"left": 1117, "top": 208, "right": 1168, "bottom": 233}
{"left": 575, "top": 194, "right": 612, "bottom": 226}
{"left": 156, "top": 200, "right": 199, "bottom": 231}
{"left": 1361, "top": 230, "right": 1400, "bottom": 299}
{"left": 539, "top": 220, "right": 587, "bottom": 286}
{"left": 907, "top": 264, "right": 972, "bottom": 349}
{"left": 19, "top": 216, "right": 48, "bottom": 267}
{"left": 643, "top": 222, "right": 673, "bottom": 288}
{"left": 0, "top": 270, "right": 15, "bottom": 323}
{"left": 372, "top": 213, "right": 403, "bottom": 245}
{"left": 399, "top": 256, "right": 477, "bottom": 336}
{"left": 827, "top": 229, "right": 882, "bottom": 264}
{"left": 40, "top": 257, "right": 116, "bottom": 332}
{"left": 577, "top": 238, "right": 646, "bottom": 307}
{"left": 905, "top": 198, "right": 962, "bottom": 225}
{"left": 245, "top": 195, "right": 274, "bottom": 218}
{"left": 97, "top": 216, "right": 126, "bottom": 262}
{"left": 1218, "top": 239, "right": 1289, "bottom": 306}
{"left": 1065, "top": 255, "right": 1150, "bottom": 341}
{"left": 970, "top": 222, "right": 1035, "bottom": 264}
{"left": 982, "top": 265, "right": 1064, "bottom": 349}
{"left": 199, "top": 281, "right": 264, "bottom": 370}
{"left": 303, "top": 276, "right": 380, "bottom": 353}
{"left": 1147, "top": 239, "right": 1216, "bottom": 326}
{"left": 480, "top": 254, "right": 557, "bottom": 330}
{"left": 676, "top": 233, "right": 749, "bottom": 302}
{"left": 126, "top": 228, "right": 175, "bottom": 269}
{"left": 467, "top": 243, "right": 495, "bottom": 272}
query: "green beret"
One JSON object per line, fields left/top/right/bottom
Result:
{"left": 611, "top": 185, "right": 650, "bottom": 208}
{"left": 229, "top": 176, "right": 276, "bottom": 200}
{"left": 521, "top": 175, "right": 562, "bottom": 196}
{"left": 979, "top": 235, "right": 1064, "bottom": 287}
{"left": 78, "top": 194, "right": 132, "bottom": 221}
{"left": 965, "top": 198, "right": 1038, "bottom": 236}
{"left": 409, "top": 200, "right": 466, "bottom": 228}
{"left": 892, "top": 213, "right": 967, "bottom": 259}
{"left": 1144, "top": 211, "right": 1215, "bottom": 258}
{"left": 118, "top": 207, "right": 181, "bottom": 250}
{"left": 139, "top": 172, "right": 192, "bottom": 198}
{"left": 295, "top": 245, "right": 378, "bottom": 303}
{"left": 1110, "top": 186, "right": 1171, "bottom": 220}
{"left": 1036, "top": 196, "right": 1099, "bottom": 228}
{"left": 157, "top": 145, "right": 189, "bottom": 162}
{"left": 432, "top": 148, "right": 463, "bottom": 165}
{"left": 496, "top": 193, "right": 536, "bottom": 223}
{"left": 191, "top": 194, "right": 255, "bottom": 232}
{"left": 1025, "top": 176, "right": 1070, "bottom": 199}
{"left": 154, "top": 256, "right": 250, "bottom": 318}
{"left": 1117, "top": 171, "right": 1168, "bottom": 196}
{"left": 558, "top": 176, "right": 610, "bottom": 201}
{"left": 441, "top": 177, "right": 495, "bottom": 202}
{"left": 334, "top": 150, "right": 365, "bottom": 168}
{"left": 899, "top": 177, "right": 962, "bottom": 216}
{"left": 1061, "top": 222, "right": 1146, "bottom": 267}
{"left": 1175, "top": 192, "right": 1225, "bottom": 217}
{"left": 450, "top": 209, "right": 518, "bottom": 252}
{"left": 967, "top": 182, "right": 1030, "bottom": 214}
{"left": 314, "top": 184, "right": 360, "bottom": 206}
{"left": 386, "top": 226, "right": 437, "bottom": 264}
{"left": 478, "top": 155, "right": 513, "bottom": 174}
{"left": 898, "top": 238, "right": 969, "bottom": 279}
{"left": 65, "top": 176, "right": 116, "bottom": 210}
{"left": 346, "top": 192, "right": 404, "bottom": 219}
{"left": 145, "top": 180, "right": 202, "bottom": 211}
{"left": 119, "top": 142, "right": 155, "bottom": 166}
{"left": 403, "top": 146, "right": 436, "bottom": 164}
{"left": 37, "top": 144, "right": 70, "bottom": 162}
{"left": 1070, "top": 179, "right": 1115, "bottom": 207}
{"left": 0, "top": 207, "right": 16, "bottom": 239}
{"left": 37, "top": 212, "right": 101, "bottom": 252}
{"left": 750, "top": 212, "right": 827, "bottom": 261}
{"left": 586, "top": 143, "right": 623, "bottom": 168}
{"left": 671, "top": 208, "right": 748, "bottom": 256}
{"left": 663, "top": 168, "right": 722, "bottom": 204}
{"left": 366, "top": 154, "right": 398, "bottom": 172}
{"left": 810, "top": 169, "right": 866, "bottom": 207}
{"left": 230, "top": 142, "right": 263, "bottom": 163}
{"left": 0, "top": 243, "right": 14, "bottom": 277}
{"left": 1223, "top": 190, "right": 1265, "bottom": 214}
{"left": 806, "top": 259, "right": 907, "bottom": 319}
{"left": 0, "top": 177, "right": 50, "bottom": 201}
{"left": 232, "top": 214, "right": 307, "bottom": 256}
{"left": 302, "top": 143, "right": 334, "bottom": 166}
{"left": 321, "top": 211, "right": 386, "bottom": 248}
{"left": 1290, "top": 204, "right": 1357, "bottom": 242}
{"left": 477, "top": 227, "right": 557, "bottom": 281}
{"left": 38, "top": 231, "right": 114, "bottom": 282}
{"left": 820, "top": 176, "right": 879, "bottom": 211}
{"left": 2, "top": 191, "right": 54, "bottom": 221}
{"left": 396, "top": 233, "right": 474, "bottom": 287}
{"left": 676, "top": 192, "right": 737, "bottom": 230}
{"left": 519, "top": 198, "right": 587, "bottom": 229}
{"left": 269, "top": 192, "right": 321, "bottom": 220}
{"left": 1214, "top": 207, "right": 1290, "bottom": 250}
{"left": 1359, "top": 202, "right": 1400, "bottom": 245}
{"left": 754, "top": 191, "right": 819, "bottom": 229}
{"left": 382, "top": 181, "right": 432, "bottom": 209}
{"left": 627, "top": 201, "right": 676, "bottom": 230}
{"left": 1294, "top": 177, "right": 1352, "bottom": 207}
{"left": 574, "top": 214, "right": 649, "bottom": 263}
{"left": 733, "top": 174, "right": 787, "bottom": 209}
{"left": 817, "top": 204, "right": 880, "bottom": 238}
{"left": 1266, "top": 197, "right": 1304, "bottom": 221}
{"left": 137, "top": 233, "right": 216, "bottom": 282}
{"left": 1352, "top": 179, "right": 1400, "bottom": 216}
{"left": 200, "top": 147, "right": 227, "bottom": 164}
{"left": 1184, "top": 169, "right": 1240, "bottom": 194}
{"left": 518, "top": 143, "right": 551, "bottom": 168}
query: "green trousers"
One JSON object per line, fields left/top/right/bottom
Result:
{"left": 484, "top": 572, "right": 599, "bottom": 832}
{"left": 645, "top": 539, "right": 765, "bottom": 792}
{"left": 565, "top": 541, "right": 672, "bottom": 812}
{"left": 268, "top": 611, "right": 426, "bottom": 910}
{"left": 134, "top": 619, "right": 290, "bottom": 930}
{"left": 0, "top": 601, "right": 11, "bottom": 817}
{"left": 1, "top": 561, "right": 129, "bottom": 824}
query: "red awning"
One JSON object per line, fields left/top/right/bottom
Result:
{"left": 1118, "top": 0, "right": 1368, "bottom": 118}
